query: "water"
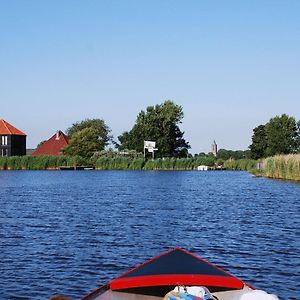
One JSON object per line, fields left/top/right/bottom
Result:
{"left": 0, "top": 171, "right": 299, "bottom": 300}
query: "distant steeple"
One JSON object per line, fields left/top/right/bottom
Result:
{"left": 211, "top": 140, "right": 217, "bottom": 157}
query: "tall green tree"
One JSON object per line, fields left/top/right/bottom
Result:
{"left": 249, "top": 114, "right": 300, "bottom": 158}
{"left": 249, "top": 125, "right": 268, "bottom": 159}
{"left": 64, "top": 118, "right": 112, "bottom": 158}
{"left": 265, "top": 114, "right": 298, "bottom": 156}
{"left": 117, "top": 100, "right": 190, "bottom": 157}
{"left": 297, "top": 120, "right": 300, "bottom": 152}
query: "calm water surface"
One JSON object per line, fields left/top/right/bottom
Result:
{"left": 0, "top": 171, "right": 299, "bottom": 300}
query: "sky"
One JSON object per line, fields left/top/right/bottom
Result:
{"left": 0, "top": 0, "right": 299, "bottom": 154}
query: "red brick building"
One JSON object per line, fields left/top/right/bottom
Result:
{"left": 32, "top": 130, "right": 69, "bottom": 156}
{"left": 0, "top": 119, "right": 26, "bottom": 156}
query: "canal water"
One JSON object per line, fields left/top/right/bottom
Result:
{"left": 0, "top": 171, "right": 299, "bottom": 299}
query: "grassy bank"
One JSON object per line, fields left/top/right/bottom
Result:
{"left": 0, "top": 155, "right": 89, "bottom": 170}
{"left": 1, "top": 154, "right": 299, "bottom": 182}
{"left": 223, "top": 159, "right": 257, "bottom": 171}
{"left": 0, "top": 155, "right": 217, "bottom": 171}
{"left": 95, "top": 156, "right": 216, "bottom": 170}
{"left": 257, "top": 154, "right": 300, "bottom": 181}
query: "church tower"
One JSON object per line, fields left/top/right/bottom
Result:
{"left": 211, "top": 140, "right": 217, "bottom": 157}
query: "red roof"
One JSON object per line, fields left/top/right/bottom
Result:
{"left": 0, "top": 119, "right": 26, "bottom": 136}
{"left": 32, "top": 130, "right": 69, "bottom": 156}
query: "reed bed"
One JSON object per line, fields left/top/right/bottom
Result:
{"left": 223, "top": 159, "right": 257, "bottom": 171}
{"left": 1, "top": 154, "right": 299, "bottom": 182}
{"left": 262, "top": 154, "right": 300, "bottom": 181}
{"left": 0, "top": 155, "right": 89, "bottom": 170}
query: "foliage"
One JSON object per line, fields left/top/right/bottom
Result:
{"left": 217, "top": 148, "right": 251, "bottom": 160}
{"left": 91, "top": 149, "right": 143, "bottom": 163}
{"left": 195, "top": 155, "right": 216, "bottom": 167}
{"left": 174, "top": 158, "right": 194, "bottom": 170}
{"left": 64, "top": 127, "right": 104, "bottom": 159}
{"left": 250, "top": 114, "right": 300, "bottom": 159}
{"left": 128, "top": 158, "right": 145, "bottom": 170}
{"left": 117, "top": 100, "right": 190, "bottom": 157}
{"left": 265, "top": 114, "right": 299, "bottom": 156}
{"left": 249, "top": 125, "right": 268, "bottom": 159}
{"left": 64, "top": 118, "right": 112, "bottom": 159}
{"left": 143, "top": 159, "right": 161, "bottom": 170}
{"left": 0, "top": 155, "right": 88, "bottom": 170}
{"left": 223, "top": 159, "right": 257, "bottom": 171}
{"left": 261, "top": 154, "right": 300, "bottom": 181}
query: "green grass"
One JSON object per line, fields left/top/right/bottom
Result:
{"left": 262, "top": 154, "right": 300, "bottom": 181}
{"left": 223, "top": 159, "right": 257, "bottom": 171}
{"left": 0, "top": 155, "right": 89, "bottom": 170}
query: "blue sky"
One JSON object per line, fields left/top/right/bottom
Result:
{"left": 1, "top": 0, "right": 299, "bottom": 153}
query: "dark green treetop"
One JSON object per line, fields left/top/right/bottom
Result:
{"left": 249, "top": 114, "right": 300, "bottom": 158}
{"left": 249, "top": 125, "right": 268, "bottom": 159}
{"left": 265, "top": 114, "right": 298, "bottom": 156}
{"left": 64, "top": 118, "right": 112, "bottom": 158}
{"left": 217, "top": 149, "right": 252, "bottom": 160}
{"left": 117, "top": 100, "right": 190, "bottom": 157}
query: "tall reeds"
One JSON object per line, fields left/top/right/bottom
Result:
{"left": 223, "top": 159, "right": 257, "bottom": 171}
{"left": 0, "top": 155, "right": 221, "bottom": 171}
{"left": 262, "top": 154, "right": 300, "bottom": 181}
{"left": 0, "top": 155, "right": 89, "bottom": 170}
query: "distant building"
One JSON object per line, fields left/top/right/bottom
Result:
{"left": 197, "top": 165, "right": 209, "bottom": 171}
{"left": 211, "top": 140, "right": 217, "bottom": 157}
{"left": 0, "top": 119, "right": 26, "bottom": 157}
{"left": 32, "top": 130, "right": 69, "bottom": 156}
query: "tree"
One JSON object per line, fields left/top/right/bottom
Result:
{"left": 117, "top": 100, "right": 190, "bottom": 157}
{"left": 249, "top": 114, "right": 300, "bottom": 158}
{"left": 64, "top": 118, "right": 112, "bottom": 158}
{"left": 297, "top": 121, "right": 300, "bottom": 152}
{"left": 217, "top": 149, "right": 251, "bottom": 160}
{"left": 249, "top": 125, "right": 268, "bottom": 159}
{"left": 265, "top": 114, "right": 298, "bottom": 156}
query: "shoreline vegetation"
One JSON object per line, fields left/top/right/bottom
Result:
{"left": 254, "top": 154, "right": 300, "bottom": 181}
{"left": 2, "top": 106, "right": 298, "bottom": 181}
{"left": 0, "top": 154, "right": 299, "bottom": 181}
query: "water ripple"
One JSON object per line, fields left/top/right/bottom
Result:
{"left": 0, "top": 171, "right": 299, "bottom": 299}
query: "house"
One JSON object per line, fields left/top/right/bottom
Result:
{"left": 32, "top": 130, "right": 69, "bottom": 156}
{"left": 0, "top": 119, "right": 26, "bottom": 157}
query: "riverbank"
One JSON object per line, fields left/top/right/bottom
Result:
{"left": 254, "top": 154, "right": 300, "bottom": 181}
{"left": 1, "top": 154, "right": 299, "bottom": 181}
{"left": 0, "top": 155, "right": 217, "bottom": 171}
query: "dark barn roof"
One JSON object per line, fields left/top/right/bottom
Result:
{"left": 32, "top": 130, "right": 69, "bottom": 156}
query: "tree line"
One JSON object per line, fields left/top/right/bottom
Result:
{"left": 39, "top": 100, "right": 299, "bottom": 160}
{"left": 63, "top": 100, "right": 190, "bottom": 159}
